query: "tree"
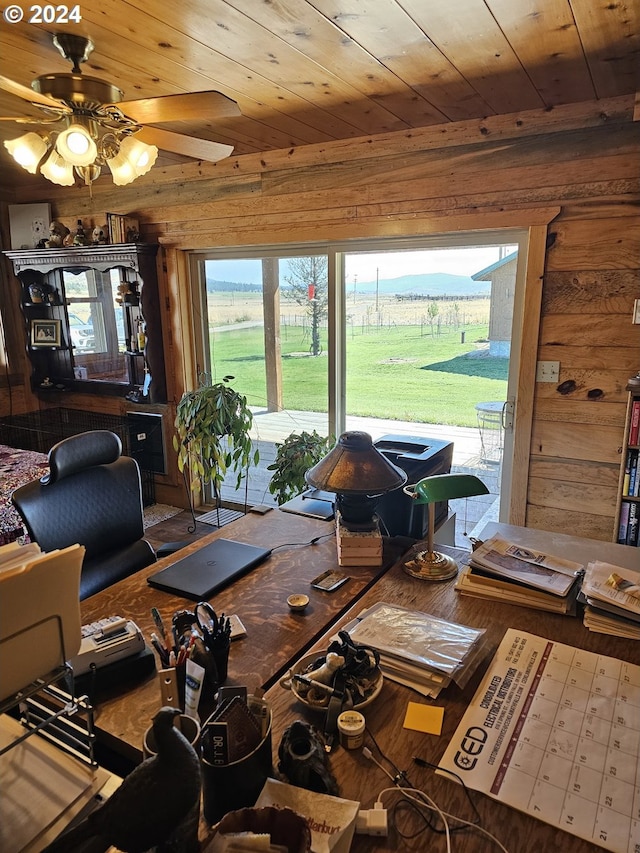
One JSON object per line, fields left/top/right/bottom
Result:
{"left": 427, "top": 300, "right": 439, "bottom": 336}
{"left": 284, "top": 256, "right": 328, "bottom": 356}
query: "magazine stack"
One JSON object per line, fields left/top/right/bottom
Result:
{"left": 455, "top": 535, "right": 583, "bottom": 615}
{"left": 580, "top": 561, "right": 640, "bottom": 639}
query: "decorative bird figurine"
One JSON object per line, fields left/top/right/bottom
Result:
{"left": 44, "top": 707, "right": 202, "bottom": 853}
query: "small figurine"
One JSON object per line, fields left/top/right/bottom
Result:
{"left": 73, "top": 219, "right": 88, "bottom": 246}
{"left": 45, "top": 221, "right": 70, "bottom": 248}
{"left": 92, "top": 225, "right": 107, "bottom": 244}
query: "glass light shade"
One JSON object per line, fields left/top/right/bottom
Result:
{"left": 56, "top": 124, "right": 98, "bottom": 166}
{"left": 4, "top": 132, "right": 48, "bottom": 173}
{"left": 40, "top": 148, "right": 75, "bottom": 186}
{"left": 108, "top": 136, "right": 158, "bottom": 185}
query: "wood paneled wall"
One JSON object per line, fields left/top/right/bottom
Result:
{"left": 2, "top": 96, "right": 639, "bottom": 535}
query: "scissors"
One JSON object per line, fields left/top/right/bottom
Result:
{"left": 194, "top": 601, "right": 223, "bottom": 650}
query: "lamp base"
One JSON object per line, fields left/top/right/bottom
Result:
{"left": 402, "top": 548, "right": 459, "bottom": 582}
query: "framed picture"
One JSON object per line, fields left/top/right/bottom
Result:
{"left": 8, "top": 203, "right": 51, "bottom": 249}
{"left": 31, "top": 318, "right": 62, "bottom": 348}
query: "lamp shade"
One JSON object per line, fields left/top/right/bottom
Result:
{"left": 40, "top": 148, "right": 76, "bottom": 186}
{"left": 108, "top": 136, "right": 158, "bottom": 185}
{"left": 4, "top": 132, "right": 48, "bottom": 173}
{"left": 306, "top": 431, "right": 407, "bottom": 495}
{"left": 409, "top": 473, "right": 490, "bottom": 504}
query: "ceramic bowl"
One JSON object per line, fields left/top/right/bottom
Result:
{"left": 280, "top": 651, "right": 383, "bottom": 711}
{"left": 287, "top": 593, "right": 310, "bottom": 612}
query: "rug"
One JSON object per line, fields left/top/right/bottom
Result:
{"left": 0, "top": 444, "right": 48, "bottom": 545}
{"left": 143, "top": 503, "right": 183, "bottom": 529}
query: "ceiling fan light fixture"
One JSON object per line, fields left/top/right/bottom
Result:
{"left": 56, "top": 122, "right": 97, "bottom": 166}
{"left": 4, "top": 132, "right": 48, "bottom": 173}
{"left": 40, "top": 148, "right": 75, "bottom": 186}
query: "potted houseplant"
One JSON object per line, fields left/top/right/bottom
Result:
{"left": 267, "top": 430, "right": 333, "bottom": 505}
{"left": 173, "top": 375, "right": 258, "bottom": 511}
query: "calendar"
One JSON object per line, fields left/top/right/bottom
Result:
{"left": 438, "top": 629, "right": 640, "bottom": 852}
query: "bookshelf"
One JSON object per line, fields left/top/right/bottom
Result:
{"left": 614, "top": 382, "right": 640, "bottom": 547}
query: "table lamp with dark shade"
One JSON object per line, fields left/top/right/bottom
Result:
{"left": 305, "top": 431, "right": 407, "bottom": 530}
{"left": 403, "top": 473, "right": 489, "bottom": 581}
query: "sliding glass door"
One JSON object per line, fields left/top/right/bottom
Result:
{"left": 191, "top": 229, "right": 529, "bottom": 528}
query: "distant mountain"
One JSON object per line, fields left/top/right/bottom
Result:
{"left": 355, "top": 272, "right": 490, "bottom": 296}
{"left": 206, "top": 278, "right": 262, "bottom": 293}
{"left": 206, "top": 272, "right": 490, "bottom": 297}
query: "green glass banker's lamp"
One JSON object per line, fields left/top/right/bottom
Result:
{"left": 403, "top": 473, "right": 489, "bottom": 582}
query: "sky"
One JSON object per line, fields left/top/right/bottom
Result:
{"left": 206, "top": 245, "right": 518, "bottom": 285}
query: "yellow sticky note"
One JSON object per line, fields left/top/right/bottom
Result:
{"left": 403, "top": 701, "right": 444, "bottom": 735}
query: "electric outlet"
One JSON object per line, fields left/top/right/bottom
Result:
{"left": 536, "top": 360, "right": 560, "bottom": 383}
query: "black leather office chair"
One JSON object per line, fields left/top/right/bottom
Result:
{"left": 12, "top": 430, "right": 157, "bottom": 600}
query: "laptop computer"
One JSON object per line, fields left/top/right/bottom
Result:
{"left": 280, "top": 488, "right": 335, "bottom": 521}
{"left": 147, "top": 538, "right": 272, "bottom": 601}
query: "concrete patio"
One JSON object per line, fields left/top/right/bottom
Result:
{"left": 218, "top": 409, "right": 503, "bottom": 547}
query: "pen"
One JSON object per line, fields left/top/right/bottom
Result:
{"left": 151, "top": 606, "right": 170, "bottom": 650}
{"left": 293, "top": 674, "right": 339, "bottom": 696}
{"left": 150, "top": 633, "right": 169, "bottom": 666}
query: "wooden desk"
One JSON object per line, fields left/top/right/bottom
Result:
{"left": 266, "top": 523, "right": 640, "bottom": 852}
{"left": 80, "top": 510, "right": 407, "bottom": 763}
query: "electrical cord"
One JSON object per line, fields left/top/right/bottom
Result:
{"left": 270, "top": 532, "right": 335, "bottom": 551}
{"left": 362, "top": 731, "right": 510, "bottom": 852}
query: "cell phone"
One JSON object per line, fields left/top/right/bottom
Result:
{"left": 310, "top": 570, "right": 350, "bottom": 592}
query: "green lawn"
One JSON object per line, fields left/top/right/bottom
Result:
{"left": 210, "top": 323, "right": 508, "bottom": 428}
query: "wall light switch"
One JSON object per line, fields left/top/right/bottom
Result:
{"left": 536, "top": 360, "right": 560, "bottom": 382}
{"left": 633, "top": 299, "right": 640, "bottom": 324}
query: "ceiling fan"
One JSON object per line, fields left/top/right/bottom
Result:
{"left": 0, "top": 32, "right": 240, "bottom": 187}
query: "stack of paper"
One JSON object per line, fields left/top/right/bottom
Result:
{"left": 455, "top": 535, "right": 583, "bottom": 615}
{"left": 336, "top": 513, "right": 383, "bottom": 567}
{"left": 340, "top": 602, "right": 487, "bottom": 698}
{"left": 0, "top": 713, "right": 113, "bottom": 853}
{"left": 581, "top": 561, "right": 640, "bottom": 639}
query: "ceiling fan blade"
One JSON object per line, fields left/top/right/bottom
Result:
{"left": 136, "top": 126, "right": 234, "bottom": 162}
{"left": 0, "top": 75, "right": 71, "bottom": 113}
{"left": 118, "top": 91, "right": 240, "bottom": 125}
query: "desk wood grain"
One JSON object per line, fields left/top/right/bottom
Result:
{"left": 80, "top": 510, "right": 407, "bottom": 763}
{"left": 266, "top": 527, "right": 640, "bottom": 853}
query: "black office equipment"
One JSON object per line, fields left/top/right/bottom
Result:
{"left": 374, "top": 434, "right": 453, "bottom": 538}
{"left": 147, "top": 539, "right": 271, "bottom": 601}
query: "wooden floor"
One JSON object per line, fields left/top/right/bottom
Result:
{"left": 143, "top": 510, "right": 214, "bottom": 552}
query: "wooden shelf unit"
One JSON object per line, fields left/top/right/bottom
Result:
{"left": 614, "top": 384, "right": 640, "bottom": 547}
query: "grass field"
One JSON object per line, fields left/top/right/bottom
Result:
{"left": 210, "top": 319, "right": 509, "bottom": 428}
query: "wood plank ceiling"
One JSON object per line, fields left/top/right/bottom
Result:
{"left": 0, "top": 0, "right": 638, "bottom": 186}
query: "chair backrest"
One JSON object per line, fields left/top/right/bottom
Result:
{"left": 12, "top": 430, "right": 154, "bottom": 597}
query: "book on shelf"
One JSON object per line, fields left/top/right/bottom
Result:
{"left": 617, "top": 501, "right": 631, "bottom": 544}
{"left": 629, "top": 398, "right": 640, "bottom": 445}
{"left": 106, "top": 213, "right": 140, "bottom": 244}
{"left": 627, "top": 502, "right": 639, "bottom": 547}
{"left": 626, "top": 448, "right": 639, "bottom": 497}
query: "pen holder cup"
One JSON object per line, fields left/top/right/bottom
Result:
{"left": 201, "top": 705, "right": 273, "bottom": 825}
{"left": 212, "top": 638, "right": 230, "bottom": 685}
{"left": 159, "top": 648, "right": 220, "bottom": 716}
